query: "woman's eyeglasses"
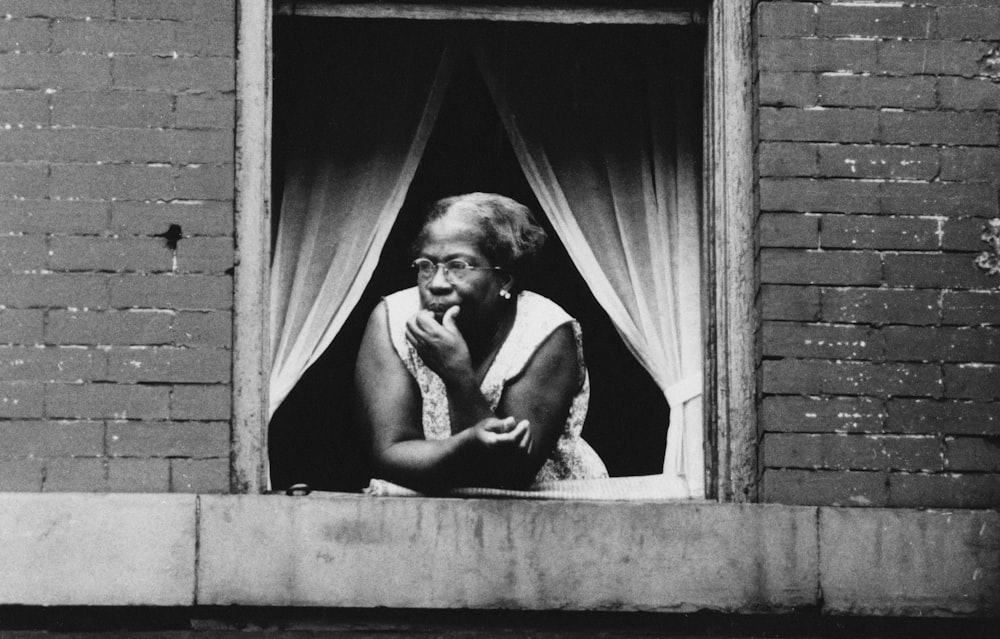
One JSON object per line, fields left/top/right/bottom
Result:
{"left": 411, "top": 258, "right": 502, "bottom": 284}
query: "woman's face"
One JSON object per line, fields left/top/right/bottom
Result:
{"left": 415, "top": 211, "right": 509, "bottom": 331}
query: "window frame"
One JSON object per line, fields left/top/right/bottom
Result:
{"left": 232, "top": 0, "right": 756, "bottom": 501}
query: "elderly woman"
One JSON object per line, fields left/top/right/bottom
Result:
{"left": 355, "top": 192, "right": 608, "bottom": 491}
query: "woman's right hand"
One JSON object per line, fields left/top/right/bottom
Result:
{"left": 472, "top": 416, "right": 533, "bottom": 455}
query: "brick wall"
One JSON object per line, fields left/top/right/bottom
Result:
{"left": 0, "top": 0, "right": 235, "bottom": 493}
{"left": 758, "top": 0, "right": 1000, "bottom": 508}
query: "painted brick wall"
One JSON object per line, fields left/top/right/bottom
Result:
{"left": 0, "top": 0, "right": 235, "bottom": 493}
{"left": 757, "top": 0, "right": 1000, "bottom": 508}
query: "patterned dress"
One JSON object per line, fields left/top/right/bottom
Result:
{"left": 384, "top": 287, "right": 608, "bottom": 484}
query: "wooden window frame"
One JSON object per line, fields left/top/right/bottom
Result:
{"left": 233, "top": 0, "right": 756, "bottom": 501}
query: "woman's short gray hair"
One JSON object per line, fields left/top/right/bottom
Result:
{"left": 417, "top": 192, "right": 548, "bottom": 282}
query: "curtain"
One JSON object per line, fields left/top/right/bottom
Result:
{"left": 476, "top": 27, "right": 704, "bottom": 497}
{"left": 269, "top": 38, "right": 454, "bottom": 416}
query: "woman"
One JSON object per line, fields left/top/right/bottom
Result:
{"left": 355, "top": 193, "right": 607, "bottom": 490}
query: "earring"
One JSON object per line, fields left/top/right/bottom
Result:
{"left": 499, "top": 289, "right": 511, "bottom": 300}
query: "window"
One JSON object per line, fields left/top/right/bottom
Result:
{"left": 233, "top": 1, "right": 756, "bottom": 502}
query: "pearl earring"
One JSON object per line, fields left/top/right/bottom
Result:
{"left": 499, "top": 289, "right": 511, "bottom": 300}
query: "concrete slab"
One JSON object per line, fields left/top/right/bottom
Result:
{"left": 0, "top": 493, "right": 196, "bottom": 605}
{"left": 198, "top": 495, "right": 818, "bottom": 612}
{"left": 819, "top": 507, "right": 1000, "bottom": 616}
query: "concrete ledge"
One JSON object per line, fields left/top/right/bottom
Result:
{"left": 197, "top": 495, "right": 818, "bottom": 611}
{"left": 0, "top": 493, "right": 196, "bottom": 605}
{"left": 820, "top": 508, "right": 1000, "bottom": 616}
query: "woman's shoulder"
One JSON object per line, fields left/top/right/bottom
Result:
{"left": 515, "top": 290, "right": 575, "bottom": 332}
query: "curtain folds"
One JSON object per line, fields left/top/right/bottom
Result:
{"left": 475, "top": 32, "right": 704, "bottom": 497}
{"left": 269, "top": 46, "right": 454, "bottom": 416}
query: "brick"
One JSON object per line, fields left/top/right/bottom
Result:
{"left": 0, "top": 274, "right": 109, "bottom": 308}
{"left": 43, "top": 457, "right": 106, "bottom": 491}
{"left": 939, "top": 77, "right": 1000, "bottom": 110}
{"left": 112, "top": 57, "right": 234, "bottom": 92}
{"left": 174, "top": 164, "right": 235, "bottom": 200}
{"left": 174, "top": 237, "right": 234, "bottom": 274}
{"left": 821, "top": 215, "right": 939, "bottom": 251}
{"left": 888, "top": 472, "right": 1000, "bottom": 508}
{"left": 763, "top": 433, "right": 942, "bottom": 472}
{"left": 107, "top": 420, "right": 229, "bottom": 458}
{"left": 0, "top": 234, "right": 47, "bottom": 271}
{"left": 760, "top": 108, "right": 878, "bottom": 144}
{"left": 111, "top": 201, "right": 233, "bottom": 236}
{"left": 944, "top": 363, "right": 1000, "bottom": 399}
{"left": 0, "top": 54, "right": 110, "bottom": 89}
{"left": 46, "top": 382, "right": 169, "bottom": 419}
{"left": 0, "top": 163, "right": 48, "bottom": 197}
{"left": 878, "top": 40, "right": 996, "bottom": 76}
{"left": 942, "top": 291, "right": 1000, "bottom": 325}
{"left": 879, "top": 111, "right": 998, "bottom": 147}
{"left": 759, "top": 72, "right": 818, "bottom": 107}
{"left": 0, "top": 1, "right": 114, "bottom": 18}
{"left": 50, "top": 164, "right": 175, "bottom": 200}
{"left": 115, "top": 0, "right": 235, "bottom": 22}
{"left": 170, "top": 384, "right": 230, "bottom": 420}
{"left": 762, "top": 469, "right": 888, "bottom": 507}
{"left": 175, "top": 21, "right": 236, "bottom": 58}
{"left": 0, "top": 308, "right": 43, "bottom": 343}
{"left": 946, "top": 436, "right": 1000, "bottom": 472}
{"left": 0, "top": 90, "right": 49, "bottom": 124}
{"left": 879, "top": 182, "right": 997, "bottom": 218}
{"left": 884, "top": 253, "right": 996, "bottom": 289}
{"left": 0, "top": 199, "right": 107, "bottom": 233}
{"left": 107, "top": 457, "right": 170, "bottom": 492}
{"left": 940, "top": 147, "right": 1000, "bottom": 182}
{"left": 0, "top": 459, "right": 43, "bottom": 491}
{"left": 46, "top": 309, "right": 174, "bottom": 345}
{"left": 942, "top": 217, "right": 993, "bottom": 251}
{"left": 171, "top": 457, "right": 228, "bottom": 493}
{"left": 174, "top": 94, "right": 236, "bottom": 130}
{"left": 817, "top": 5, "right": 935, "bottom": 39}
{"left": 0, "top": 19, "right": 51, "bottom": 53}
{"left": 0, "top": 420, "right": 103, "bottom": 458}
{"left": 759, "top": 213, "right": 818, "bottom": 247}
{"left": 172, "top": 312, "right": 231, "bottom": 348}
{"left": 107, "top": 347, "right": 231, "bottom": 383}
{"left": 761, "top": 249, "right": 881, "bottom": 285}
{"left": 819, "top": 75, "right": 935, "bottom": 110}
{"left": 888, "top": 399, "right": 999, "bottom": 436}
{"left": 52, "top": 91, "right": 173, "bottom": 128}
{"left": 885, "top": 326, "right": 1000, "bottom": 363}
{"left": 763, "top": 321, "right": 882, "bottom": 360}
{"left": 0, "top": 128, "right": 234, "bottom": 164}
{"left": 0, "top": 346, "right": 105, "bottom": 381}
{"left": 818, "top": 145, "right": 939, "bottom": 181}
{"left": 52, "top": 19, "right": 174, "bottom": 55}
{"left": 758, "top": 2, "right": 815, "bottom": 37}
{"left": 48, "top": 236, "right": 172, "bottom": 273}
{"left": 0, "top": 381, "right": 43, "bottom": 417}
{"left": 821, "top": 287, "right": 939, "bottom": 325}
{"left": 110, "top": 275, "right": 232, "bottom": 310}
{"left": 759, "top": 142, "right": 818, "bottom": 177}
{"left": 937, "top": 7, "right": 1000, "bottom": 40}
{"left": 761, "top": 285, "right": 821, "bottom": 321}
{"left": 762, "top": 395, "right": 887, "bottom": 434}
{"left": 760, "top": 178, "right": 879, "bottom": 214}
{"left": 759, "top": 38, "right": 877, "bottom": 73}
{"left": 763, "top": 359, "right": 942, "bottom": 397}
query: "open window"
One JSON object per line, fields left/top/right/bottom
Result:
{"left": 233, "top": 1, "right": 757, "bottom": 502}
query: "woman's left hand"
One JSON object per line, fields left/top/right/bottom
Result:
{"left": 405, "top": 306, "right": 473, "bottom": 385}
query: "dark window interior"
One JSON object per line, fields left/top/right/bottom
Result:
{"left": 269, "top": 17, "right": 698, "bottom": 491}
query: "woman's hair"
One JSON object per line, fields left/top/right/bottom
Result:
{"left": 413, "top": 192, "right": 548, "bottom": 284}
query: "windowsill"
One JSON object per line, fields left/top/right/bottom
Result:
{"left": 0, "top": 493, "right": 995, "bottom": 615}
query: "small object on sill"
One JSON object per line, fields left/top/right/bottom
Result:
{"left": 285, "top": 483, "right": 312, "bottom": 497}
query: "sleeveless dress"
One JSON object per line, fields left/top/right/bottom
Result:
{"left": 383, "top": 287, "right": 608, "bottom": 484}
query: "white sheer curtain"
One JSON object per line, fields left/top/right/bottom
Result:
{"left": 477, "top": 31, "right": 704, "bottom": 497}
{"left": 269, "top": 47, "right": 454, "bottom": 416}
